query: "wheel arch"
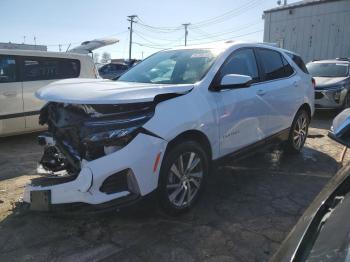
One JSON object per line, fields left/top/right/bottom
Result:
{"left": 298, "top": 103, "right": 312, "bottom": 120}
{"left": 165, "top": 130, "right": 213, "bottom": 161}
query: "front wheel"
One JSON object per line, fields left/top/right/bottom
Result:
{"left": 285, "top": 109, "right": 310, "bottom": 153}
{"left": 158, "top": 140, "right": 209, "bottom": 216}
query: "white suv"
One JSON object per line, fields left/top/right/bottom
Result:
{"left": 24, "top": 41, "right": 314, "bottom": 215}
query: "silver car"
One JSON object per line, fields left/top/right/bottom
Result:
{"left": 307, "top": 58, "right": 350, "bottom": 109}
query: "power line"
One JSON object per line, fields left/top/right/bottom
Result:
{"left": 189, "top": 20, "right": 263, "bottom": 41}
{"left": 190, "top": 0, "right": 262, "bottom": 28}
{"left": 133, "top": 30, "right": 183, "bottom": 46}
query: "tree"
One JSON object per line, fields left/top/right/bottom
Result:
{"left": 93, "top": 52, "right": 100, "bottom": 63}
{"left": 101, "top": 52, "right": 111, "bottom": 64}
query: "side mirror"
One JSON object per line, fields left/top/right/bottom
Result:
{"left": 219, "top": 74, "right": 253, "bottom": 89}
{"left": 328, "top": 108, "right": 350, "bottom": 147}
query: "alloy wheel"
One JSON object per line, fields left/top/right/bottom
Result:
{"left": 166, "top": 152, "right": 203, "bottom": 208}
{"left": 293, "top": 113, "right": 308, "bottom": 149}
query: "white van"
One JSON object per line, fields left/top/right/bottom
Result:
{"left": 0, "top": 38, "right": 119, "bottom": 137}
{"left": 0, "top": 49, "right": 97, "bottom": 136}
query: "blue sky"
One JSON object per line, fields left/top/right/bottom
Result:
{"left": 1, "top": 0, "right": 298, "bottom": 59}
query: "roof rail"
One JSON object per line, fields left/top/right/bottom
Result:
{"left": 260, "top": 42, "right": 279, "bottom": 47}
{"left": 336, "top": 57, "right": 350, "bottom": 61}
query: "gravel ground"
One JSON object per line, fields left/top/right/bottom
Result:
{"left": 0, "top": 111, "right": 348, "bottom": 262}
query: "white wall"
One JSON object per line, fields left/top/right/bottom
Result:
{"left": 264, "top": 0, "right": 350, "bottom": 62}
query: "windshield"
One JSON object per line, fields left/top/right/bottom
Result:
{"left": 307, "top": 62, "right": 349, "bottom": 77}
{"left": 118, "top": 49, "right": 219, "bottom": 84}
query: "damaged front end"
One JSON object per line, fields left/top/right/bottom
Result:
{"left": 25, "top": 100, "right": 165, "bottom": 211}
{"left": 38, "top": 101, "right": 155, "bottom": 171}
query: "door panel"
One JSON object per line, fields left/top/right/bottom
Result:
{"left": 0, "top": 55, "right": 24, "bottom": 136}
{"left": 255, "top": 48, "right": 303, "bottom": 134}
{"left": 213, "top": 48, "right": 271, "bottom": 157}
{"left": 23, "top": 79, "right": 51, "bottom": 130}
{"left": 214, "top": 87, "right": 268, "bottom": 156}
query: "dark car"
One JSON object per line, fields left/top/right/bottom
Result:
{"left": 272, "top": 109, "right": 350, "bottom": 262}
{"left": 98, "top": 62, "right": 129, "bottom": 79}
{"left": 307, "top": 58, "right": 350, "bottom": 109}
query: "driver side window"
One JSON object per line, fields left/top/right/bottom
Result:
{"left": 220, "top": 48, "right": 259, "bottom": 83}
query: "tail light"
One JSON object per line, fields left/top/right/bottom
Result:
{"left": 311, "top": 78, "right": 316, "bottom": 88}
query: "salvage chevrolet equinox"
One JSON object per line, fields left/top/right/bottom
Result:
{"left": 24, "top": 41, "right": 314, "bottom": 215}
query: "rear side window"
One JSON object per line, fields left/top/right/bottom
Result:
{"left": 0, "top": 55, "right": 17, "bottom": 83}
{"left": 286, "top": 53, "right": 309, "bottom": 74}
{"left": 256, "top": 49, "right": 293, "bottom": 81}
{"left": 219, "top": 48, "right": 259, "bottom": 82}
{"left": 23, "top": 57, "right": 80, "bottom": 81}
{"left": 282, "top": 56, "right": 294, "bottom": 77}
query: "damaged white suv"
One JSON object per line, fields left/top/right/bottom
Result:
{"left": 24, "top": 41, "right": 314, "bottom": 215}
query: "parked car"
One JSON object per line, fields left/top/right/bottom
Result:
{"left": 24, "top": 41, "right": 314, "bottom": 215}
{"left": 0, "top": 38, "right": 118, "bottom": 137}
{"left": 98, "top": 62, "right": 129, "bottom": 79}
{"left": 272, "top": 108, "right": 350, "bottom": 262}
{"left": 307, "top": 58, "right": 350, "bottom": 109}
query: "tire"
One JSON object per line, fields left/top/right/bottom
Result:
{"left": 285, "top": 108, "right": 310, "bottom": 154}
{"left": 158, "top": 140, "right": 209, "bottom": 216}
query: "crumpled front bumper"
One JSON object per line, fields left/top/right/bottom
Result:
{"left": 24, "top": 133, "right": 167, "bottom": 209}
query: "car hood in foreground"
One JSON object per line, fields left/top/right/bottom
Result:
{"left": 314, "top": 76, "right": 349, "bottom": 89}
{"left": 36, "top": 78, "right": 194, "bottom": 104}
{"left": 271, "top": 164, "right": 350, "bottom": 261}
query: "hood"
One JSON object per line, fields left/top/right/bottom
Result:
{"left": 314, "top": 76, "right": 349, "bottom": 89}
{"left": 35, "top": 78, "right": 194, "bottom": 104}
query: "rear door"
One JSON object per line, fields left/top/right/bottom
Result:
{"left": 0, "top": 55, "right": 25, "bottom": 136}
{"left": 21, "top": 56, "right": 81, "bottom": 130}
{"left": 254, "top": 48, "right": 301, "bottom": 135}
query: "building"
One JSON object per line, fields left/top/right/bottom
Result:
{"left": 263, "top": 0, "right": 350, "bottom": 62}
{"left": 0, "top": 42, "right": 47, "bottom": 51}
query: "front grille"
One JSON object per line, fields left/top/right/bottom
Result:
{"left": 315, "top": 92, "right": 324, "bottom": 99}
{"left": 100, "top": 169, "right": 129, "bottom": 194}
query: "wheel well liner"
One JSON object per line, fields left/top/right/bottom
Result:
{"left": 165, "top": 130, "right": 213, "bottom": 161}
{"left": 299, "top": 103, "right": 312, "bottom": 119}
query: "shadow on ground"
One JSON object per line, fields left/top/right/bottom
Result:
{"left": 0, "top": 146, "right": 336, "bottom": 262}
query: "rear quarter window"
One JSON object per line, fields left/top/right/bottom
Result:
{"left": 286, "top": 53, "right": 309, "bottom": 74}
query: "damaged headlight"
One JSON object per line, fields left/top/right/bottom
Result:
{"left": 84, "top": 126, "right": 139, "bottom": 146}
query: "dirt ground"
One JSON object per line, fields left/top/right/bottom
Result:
{"left": 0, "top": 111, "right": 348, "bottom": 262}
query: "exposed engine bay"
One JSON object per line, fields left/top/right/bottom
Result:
{"left": 38, "top": 101, "right": 156, "bottom": 175}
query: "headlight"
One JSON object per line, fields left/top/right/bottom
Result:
{"left": 83, "top": 126, "right": 139, "bottom": 146}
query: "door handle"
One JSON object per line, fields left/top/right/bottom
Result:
{"left": 257, "top": 89, "right": 266, "bottom": 96}
{"left": 293, "top": 81, "right": 299, "bottom": 87}
{"left": 3, "top": 91, "right": 17, "bottom": 97}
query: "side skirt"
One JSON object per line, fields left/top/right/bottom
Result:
{"left": 213, "top": 128, "right": 290, "bottom": 166}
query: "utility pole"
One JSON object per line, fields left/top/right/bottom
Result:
{"left": 182, "top": 23, "right": 190, "bottom": 46}
{"left": 127, "top": 15, "right": 138, "bottom": 60}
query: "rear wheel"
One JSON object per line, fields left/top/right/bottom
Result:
{"left": 285, "top": 109, "right": 310, "bottom": 153}
{"left": 158, "top": 140, "right": 208, "bottom": 216}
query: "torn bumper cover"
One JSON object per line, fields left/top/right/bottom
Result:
{"left": 24, "top": 102, "right": 167, "bottom": 210}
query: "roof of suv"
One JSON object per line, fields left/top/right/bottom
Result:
{"left": 310, "top": 58, "right": 350, "bottom": 64}
{"left": 168, "top": 40, "right": 294, "bottom": 54}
